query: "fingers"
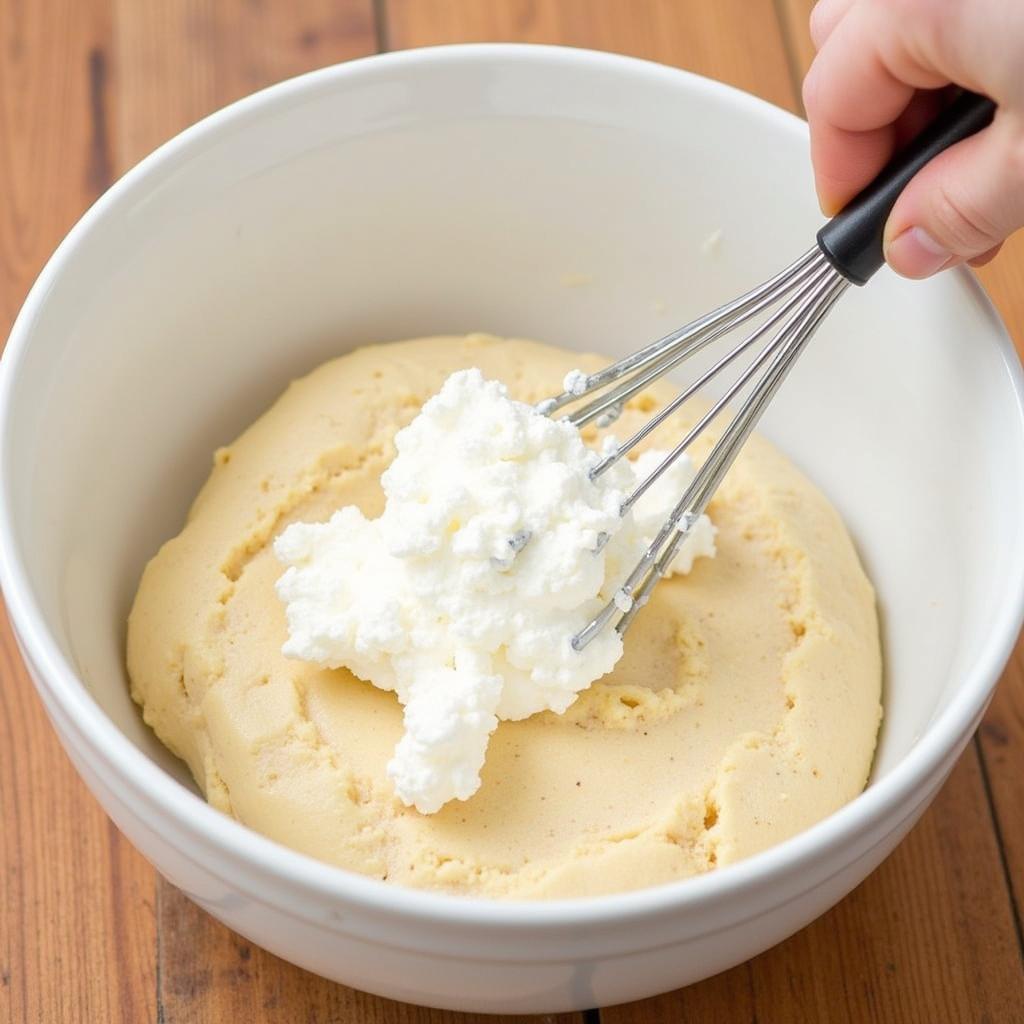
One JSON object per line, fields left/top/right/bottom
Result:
{"left": 806, "top": 89, "right": 947, "bottom": 215}
{"left": 802, "top": 0, "right": 984, "bottom": 214}
{"left": 803, "top": 3, "right": 920, "bottom": 212}
{"left": 807, "top": 120, "right": 898, "bottom": 216}
{"left": 884, "top": 115, "right": 1024, "bottom": 277}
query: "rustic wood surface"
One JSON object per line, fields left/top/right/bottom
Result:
{"left": 1, "top": 1, "right": 1022, "bottom": 1021}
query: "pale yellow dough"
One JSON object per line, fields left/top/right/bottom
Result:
{"left": 127, "top": 334, "right": 882, "bottom": 899}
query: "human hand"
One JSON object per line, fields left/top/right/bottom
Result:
{"left": 803, "top": 0, "right": 1024, "bottom": 278}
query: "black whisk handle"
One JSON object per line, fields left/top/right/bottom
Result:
{"left": 816, "top": 90, "right": 996, "bottom": 286}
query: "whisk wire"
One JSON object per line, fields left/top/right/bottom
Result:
{"left": 612, "top": 273, "right": 849, "bottom": 639}
{"left": 595, "top": 254, "right": 836, "bottom": 498}
{"left": 540, "top": 248, "right": 819, "bottom": 423}
{"left": 560, "top": 249, "right": 825, "bottom": 429}
{"left": 563, "top": 255, "right": 848, "bottom": 652}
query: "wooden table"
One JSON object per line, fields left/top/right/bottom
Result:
{"left": 2, "top": 2, "right": 1022, "bottom": 1021}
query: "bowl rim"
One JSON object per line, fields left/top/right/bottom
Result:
{"left": 2, "top": 42, "right": 1024, "bottom": 932}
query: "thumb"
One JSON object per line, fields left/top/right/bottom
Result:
{"left": 883, "top": 114, "right": 1024, "bottom": 279}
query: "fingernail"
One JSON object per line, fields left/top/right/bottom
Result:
{"left": 884, "top": 227, "right": 954, "bottom": 278}
{"left": 818, "top": 193, "right": 841, "bottom": 218}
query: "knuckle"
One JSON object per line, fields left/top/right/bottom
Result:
{"left": 875, "top": 0, "right": 950, "bottom": 54}
{"left": 931, "top": 182, "right": 1000, "bottom": 253}
{"left": 883, "top": 0, "right": 944, "bottom": 22}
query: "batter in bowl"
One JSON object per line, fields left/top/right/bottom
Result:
{"left": 127, "top": 334, "right": 882, "bottom": 899}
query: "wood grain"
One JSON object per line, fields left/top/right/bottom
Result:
{"left": 386, "top": 0, "right": 795, "bottom": 110}
{"left": 0, "top": 0, "right": 114, "bottom": 325}
{"left": 0, "top": 597, "right": 157, "bottom": 1024}
{"left": 776, "top": 0, "right": 819, "bottom": 93}
{"left": 981, "top": 642, "right": 1024, "bottom": 945}
{"left": 604, "top": 748, "right": 1024, "bottom": 1024}
{"left": 0, "top": 2, "right": 157, "bottom": 1022}
{"left": 2, "top": 0, "right": 1023, "bottom": 1021}
{"left": 156, "top": 877, "right": 577, "bottom": 1024}
{"left": 114, "top": 0, "right": 378, "bottom": 168}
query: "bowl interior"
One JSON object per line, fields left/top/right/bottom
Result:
{"left": 5, "top": 48, "right": 1024, "bottom": 799}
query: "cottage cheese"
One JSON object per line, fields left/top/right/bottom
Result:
{"left": 562, "top": 368, "right": 590, "bottom": 396}
{"left": 274, "top": 368, "right": 715, "bottom": 812}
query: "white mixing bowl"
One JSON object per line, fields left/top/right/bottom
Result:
{"left": 2, "top": 45, "right": 1023, "bottom": 1014}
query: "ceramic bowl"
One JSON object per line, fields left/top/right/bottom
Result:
{"left": 2, "top": 45, "right": 1023, "bottom": 1013}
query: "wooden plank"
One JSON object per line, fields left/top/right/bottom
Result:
{"left": 0, "top": 606, "right": 157, "bottom": 1024}
{"left": 0, "top": 0, "right": 114, "bottom": 327}
{"left": 158, "top": 876, "right": 580, "bottom": 1024}
{"left": 980, "top": 642, "right": 1024, "bottom": 945}
{"left": 781, "top": 0, "right": 1024, "bottom": 944}
{"left": 0, "top": 1, "right": 159, "bottom": 1022}
{"left": 384, "top": 0, "right": 796, "bottom": 110}
{"left": 775, "top": 0, "right": 818, "bottom": 99}
{"left": 114, "top": 0, "right": 379, "bottom": 169}
{"left": 608, "top": 748, "right": 1024, "bottom": 1024}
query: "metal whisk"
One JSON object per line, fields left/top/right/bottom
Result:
{"left": 541, "top": 90, "right": 996, "bottom": 652}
